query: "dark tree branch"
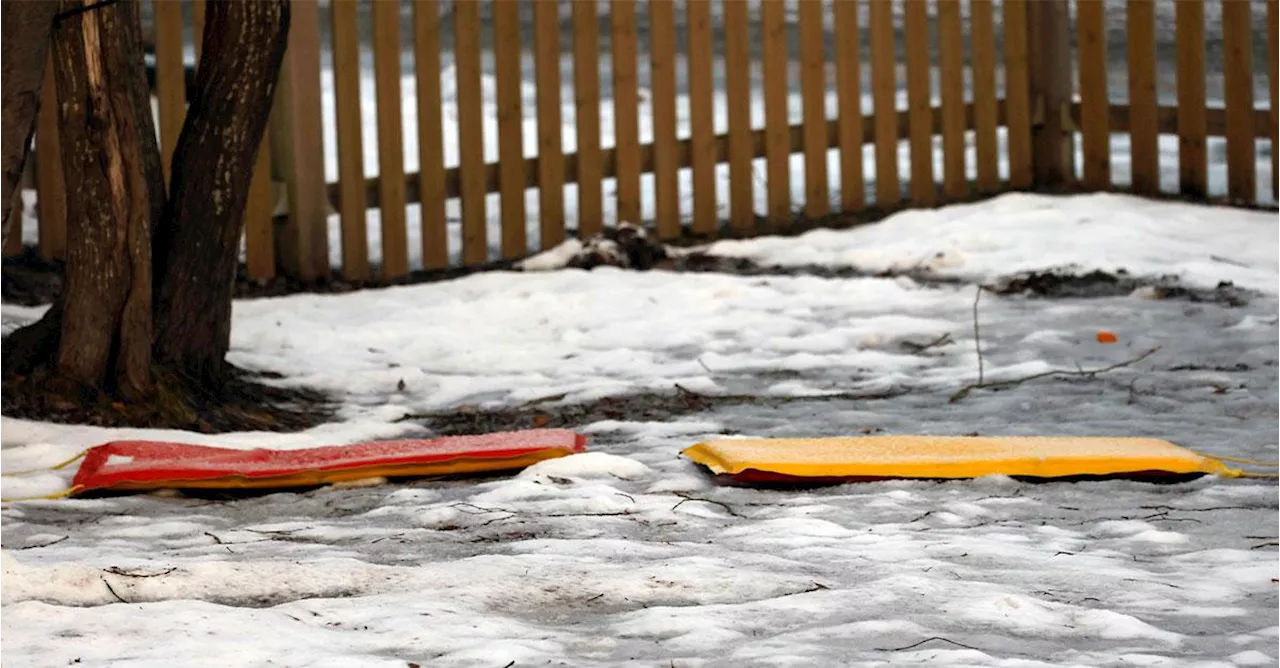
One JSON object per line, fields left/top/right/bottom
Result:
{"left": 1, "top": 1, "right": 59, "bottom": 244}
{"left": 153, "top": 0, "right": 290, "bottom": 383}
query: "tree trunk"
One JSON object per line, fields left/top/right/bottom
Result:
{"left": 49, "top": 0, "right": 161, "bottom": 400}
{"left": 153, "top": 0, "right": 290, "bottom": 383}
{"left": 1, "top": 1, "right": 59, "bottom": 247}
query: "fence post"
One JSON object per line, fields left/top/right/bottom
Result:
{"left": 1026, "top": 0, "right": 1075, "bottom": 190}
{"left": 270, "top": 0, "right": 329, "bottom": 281}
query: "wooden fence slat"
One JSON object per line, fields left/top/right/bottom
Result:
{"left": 722, "top": 0, "right": 752, "bottom": 230}
{"left": 798, "top": 0, "right": 828, "bottom": 218}
{"left": 573, "top": 0, "right": 604, "bottom": 236}
{"left": 331, "top": 0, "right": 368, "bottom": 279}
{"left": 833, "top": 0, "right": 863, "bottom": 212}
{"left": 373, "top": 0, "right": 408, "bottom": 276}
{"left": 869, "top": 0, "right": 899, "bottom": 206}
{"left": 272, "top": 0, "right": 329, "bottom": 281}
{"left": 904, "top": 0, "right": 934, "bottom": 205}
{"left": 154, "top": 0, "right": 185, "bottom": 185}
{"left": 245, "top": 138, "right": 276, "bottom": 281}
{"left": 455, "top": 0, "right": 487, "bottom": 264}
{"left": 650, "top": 0, "right": 682, "bottom": 238}
{"left": 1077, "top": 0, "right": 1110, "bottom": 189}
{"left": 533, "top": 0, "right": 565, "bottom": 250}
{"left": 761, "top": 0, "right": 791, "bottom": 223}
{"left": 1027, "top": 0, "right": 1074, "bottom": 188}
{"left": 688, "top": 0, "right": 717, "bottom": 233}
{"left": 1175, "top": 0, "right": 1207, "bottom": 198}
{"left": 611, "top": 0, "right": 641, "bottom": 227}
{"left": 1222, "top": 0, "right": 1256, "bottom": 203}
{"left": 416, "top": 0, "right": 449, "bottom": 269}
{"left": 1126, "top": 0, "right": 1158, "bottom": 195}
{"left": 36, "top": 56, "right": 66, "bottom": 262}
{"left": 939, "top": 0, "right": 967, "bottom": 199}
{"left": 1271, "top": 0, "right": 1278, "bottom": 201}
{"left": 494, "top": 0, "right": 528, "bottom": 258}
{"left": 1003, "top": 0, "right": 1033, "bottom": 188}
{"left": 970, "top": 0, "right": 999, "bottom": 192}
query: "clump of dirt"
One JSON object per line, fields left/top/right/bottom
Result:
{"left": 400, "top": 384, "right": 905, "bottom": 437}
{"left": 0, "top": 365, "right": 334, "bottom": 433}
{"left": 991, "top": 269, "right": 1251, "bottom": 307}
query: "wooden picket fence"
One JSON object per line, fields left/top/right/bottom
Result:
{"left": 6, "top": 0, "right": 1277, "bottom": 282}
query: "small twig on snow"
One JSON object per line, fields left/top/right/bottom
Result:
{"left": 671, "top": 491, "right": 741, "bottom": 517}
{"left": 879, "top": 636, "right": 982, "bottom": 652}
{"left": 901, "top": 332, "right": 954, "bottom": 354}
{"left": 950, "top": 346, "right": 1161, "bottom": 403}
{"left": 972, "top": 286, "right": 985, "bottom": 385}
{"left": 103, "top": 566, "right": 176, "bottom": 578}
{"left": 101, "top": 577, "right": 128, "bottom": 604}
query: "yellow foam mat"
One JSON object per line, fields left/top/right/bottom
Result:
{"left": 681, "top": 435, "right": 1235, "bottom": 482}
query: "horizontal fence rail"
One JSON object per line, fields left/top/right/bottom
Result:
{"left": 7, "top": 0, "right": 1278, "bottom": 283}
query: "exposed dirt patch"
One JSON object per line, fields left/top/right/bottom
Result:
{"left": 991, "top": 269, "right": 1251, "bottom": 306}
{"left": 399, "top": 384, "right": 906, "bottom": 437}
{"left": 1, "top": 364, "right": 334, "bottom": 433}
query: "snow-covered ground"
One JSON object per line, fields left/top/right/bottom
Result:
{"left": 3, "top": 192, "right": 1277, "bottom": 666}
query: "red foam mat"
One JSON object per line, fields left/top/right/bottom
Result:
{"left": 71, "top": 429, "right": 588, "bottom": 494}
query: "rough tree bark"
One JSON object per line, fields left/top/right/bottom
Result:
{"left": 5, "top": 0, "right": 294, "bottom": 429}
{"left": 48, "top": 0, "right": 161, "bottom": 400}
{"left": 153, "top": 0, "right": 290, "bottom": 383}
{"left": 1, "top": 1, "right": 59, "bottom": 246}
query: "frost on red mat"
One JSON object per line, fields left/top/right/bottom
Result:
{"left": 70, "top": 429, "right": 588, "bottom": 494}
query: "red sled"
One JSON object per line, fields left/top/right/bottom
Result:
{"left": 69, "top": 429, "right": 587, "bottom": 495}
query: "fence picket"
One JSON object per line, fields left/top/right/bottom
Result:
{"left": 869, "top": 0, "right": 899, "bottom": 206}
{"left": 495, "top": 0, "right": 528, "bottom": 258}
{"left": 1077, "top": 0, "right": 1110, "bottom": 190}
{"left": 1222, "top": 0, "right": 1256, "bottom": 203}
{"left": 612, "top": 0, "right": 641, "bottom": 228}
{"left": 573, "top": 1, "right": 604, "bottom": 236}
{"left": 939, "top": 0, "right": 967, "bottom": 199}
{"left": 331, "top": 0, "right": 368, "bottom": 279}
{"left": 650, "top": 0, "right": 681, "bottom": 238}
{"left": 834, "top": 0, "right": 863, "bottom": 212}
{"left": 722, "top": 0, "right": 753, "bottom": 231}
{"left": 245, "top": 139, "right": 276, "bottom": 281}
{"left": 1003, "top": 0, "right": 1033, "bottom": 188}
{"left": 761, "top": 0, "right": 791, "bottom": 224}
{"left": 36, "top": 56, "right": 66, "bottom": 262}
{"left": 154, "top": 0, "right": 185, "bottom": 186}
{"left": 688, "top": 0, "right": 717, "bottom": 234}
{"left": 904, "top": 0, "right": 933, "bottom": 205}
{"left": 1175, "top": 0, "right": 1207, "bottom": 198}
{"left": 798, "top": 0, "right": 828, "bottom": 218}
{"left": 455, "top": 0, "right": 488, "bottom": 264}
{"left": 970, "top": 0, "right": 999, "bottom": 193}
{"left": 416, "top": 0, "right": 449, "bottom": 268}
{"left": 1127, "top": 0, "right": 1159, "bottom": 196}
{"left": 533, "top": 0, "right": 565, "bottom": 250}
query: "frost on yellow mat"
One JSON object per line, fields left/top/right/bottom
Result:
{"left": 681, "top": 435, "right": 1235, "bottom": 483}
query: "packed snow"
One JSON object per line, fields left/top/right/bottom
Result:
{"left": 3, "top": 193, "right": 1277, "bottom": 666}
